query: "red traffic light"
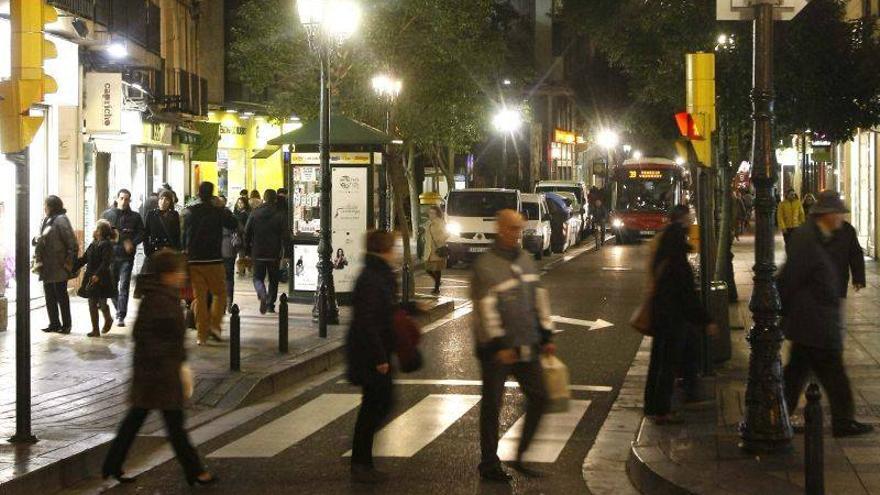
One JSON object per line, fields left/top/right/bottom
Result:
{"left": 675, "top": 112, "right": 704, "bottom": 141}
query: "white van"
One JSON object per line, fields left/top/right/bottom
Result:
{"left": 535, "top": 180, "right": 591, "bottom": 237}
{"left": 444, "top": 188, "right": 521, "bottom": 265}
{"left": 521, "top": 193, "right": 552, "bottom": 259}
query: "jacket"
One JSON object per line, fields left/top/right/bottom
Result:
{"left": 777, "top": 198, "right": 805, "bottom": 231}
{"left": 75, "top": 240, "right": 117, "bottom": 299}
{"left": 130, "top": 275, "right": 187, "bottom": 410}
{"left": 423, "top": 218, "right": 449, "bottom": 271}
{"left": 650, "top": 223, "right": 711, "bottom": 333}
{"left": 143, "top": 208, "right": 181, "bottom": 256}
{"left": 778, "top": 219, "right": 843, "bottom": 350}
{"left": 470, "top": 245, "right": 554, "bottom": 360}
{"left": 825, "top": 221, "right": 866, "bottom": 298}
{"left": 181, "top": 199, "right": 238, "bottom": 263}
{"left": 346, "top": 254, "right": 397, "bottom": 385}
{"left": 245, "top": 204, "right": 288, "bottom": 260}
{"left": 35, "top": 213, "right": 78, "bottom": 283}
{"left": 101, "top": 207, "right": 144, "bottom": 260}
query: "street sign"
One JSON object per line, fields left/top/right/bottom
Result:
{"left": 717, "top": 0, "right": 809, "bottom": 21}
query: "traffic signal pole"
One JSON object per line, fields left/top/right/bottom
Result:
{"left": 8, "top": 149, "right": 35, "bottom": 444}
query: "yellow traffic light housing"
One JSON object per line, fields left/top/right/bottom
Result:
{"left": 1, "top": 0, "right": 58, "bottom": 153}
{"left": 686, "top": 53, "right": 716, "bottom": 167}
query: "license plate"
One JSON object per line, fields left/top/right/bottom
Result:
{"left": 469, "top": 247, "right": 490, "bottom": 253}
{"left": 640, "top": 230, "right": 656, "bottom": 235}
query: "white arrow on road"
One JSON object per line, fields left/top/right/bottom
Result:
{"left": 550, "top": 315, "right": 614, "bottom": 332}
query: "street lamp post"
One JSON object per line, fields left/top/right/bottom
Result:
{"left": 597, "top": 129, "right": 620, "bottom": 189}
{"left": 298, "top": 0, "right": 360, "bottom": 337}
{"left": 739, "top": 0, "right": 793, "bottom": 453}
{"left": 372, "top": 74, "right": 402, "bottom": 231}
{"left": 492, "top": 108, "right": 522, "bottom": 188}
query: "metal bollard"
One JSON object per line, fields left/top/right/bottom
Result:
{"left": 804, "top": 382, "right": 825, "bottom": 495}
{"left": 279, "top": 293, "right": 289, "bottom": 354}
{"left": 230, "top": 304, "right": 241, "bottom": 371}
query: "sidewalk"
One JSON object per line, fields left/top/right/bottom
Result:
{"left": 0, "top": 271, "right": 454, "bottom": 494}
{"left": 588, "top": 234, "right": 880, "bottom": 494}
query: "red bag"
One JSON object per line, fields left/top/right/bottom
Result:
{"left": 394, "top": 309, "right": 423, "bottom": 373}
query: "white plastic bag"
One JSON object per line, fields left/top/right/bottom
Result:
{"left": 541, "top": 354, "right": 570, "bottom": 413}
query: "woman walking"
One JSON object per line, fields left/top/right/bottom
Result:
{"left": 36, "top": 196, "right": 78, "bottom": 334}
{"left": 233, "top": 196, "right": 252, "bottom": 276}
{"left": 248, "top": 189, "right": 263, "bottom": 210}
{"left": 102, "top": 250, "right": 215, "bottom": 486}
{"left": 643, "top": 205, "right": 716, "bottom": 424}
{"left": 143, "top": 189, "right": 181, "bottom": 256}
{"left": 423, "top": 206, "right": 448, "bottom": 295}
{"left": 77, "top": 220, "right": 117, "bottom": 336}
{"left": 346, "top": 231, "right": 398, "bottom": 484}
{"left": 219, "top": 195, "right": 239, "bottom": 311}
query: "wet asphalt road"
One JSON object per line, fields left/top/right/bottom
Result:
{"left": 101, "top": 241, "right": 648, "bottom": 495}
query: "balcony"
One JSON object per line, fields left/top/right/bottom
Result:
{"left": 160, "top": 69, "right": 208, "bottom": 117}
{"left": 48, "top": 0, "right": 160, "bottom": 55}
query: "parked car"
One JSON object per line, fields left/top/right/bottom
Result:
{"left": 444, "top": 188, "right": 521, "bottom": 266}
{"left": 554, "top": 191, "right": 583, "bottom": 249}
{"left": 535, "top": 180, "right": 591, "bottom": 238}
{"left": 545, "top": 192, "right": 575, "bottom": 254}
{"left": 521, "top": 193, "right": 552, "bottom": 260}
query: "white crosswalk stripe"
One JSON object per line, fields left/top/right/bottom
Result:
{"left": 208, "top": 394, "right": 361, "bottom": 458}
{"left": 497, "top": 400, "right": 591, "bottom": 463}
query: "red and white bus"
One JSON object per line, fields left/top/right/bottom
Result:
{"left": 609, "top": 158, "right": 686, "bottom": 243}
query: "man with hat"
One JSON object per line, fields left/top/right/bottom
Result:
{"left": 778, "top": 190, "right": 873, "bottom": 437}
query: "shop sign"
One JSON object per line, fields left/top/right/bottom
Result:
{"left": 85, "top": 72, "right": 123, "bottom": 133}
{"left": 554, "top": 129, "right": 576, "bottom": 144}
{"left": 144, "top": 123, "right": 172, "bottom": 146}
{"left": 291, "top": 152, "right": 372, "bottom": 165}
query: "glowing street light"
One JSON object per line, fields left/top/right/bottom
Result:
{"left": 632, "top": 150, "right": 643, "bottom": 160}
{"left": 372, "top": 73, "right": 402, "bottom": 231}
{"left": 597, "top": 129, "right": 620, "bottom": 150}
{"left": 493, "top": 107, "right": 523, "bottom": 187}
{"left": 106, "top": 42, "right": 128, "bottom": 59}
{"left": 372, "top": 74, "right": 402, "bottom": 101}
{"left": 675, "top": 156, "right": 686, "bottom": 166}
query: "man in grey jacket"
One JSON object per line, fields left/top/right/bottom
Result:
{"left": 471, "top": 209, "right": 556, "bottom": 483}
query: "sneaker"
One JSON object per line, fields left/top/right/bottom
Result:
{"left": 350, "top": 464, "right": 388, "bottom": 484}
{"left": 479, "top": 465, "right": 512, "bottom": 483}
{"left": 833, "top": 420, "right": 875, "bottom": 438}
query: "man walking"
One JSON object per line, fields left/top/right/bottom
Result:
{"left": 182, "top": 182, "right": 238, "bottom": 345}
{"left": 470, "top": 209, "right": 555, "bottom": 482}
{"left": 826, "top": 218, "right": 866, "bottom": 298}
{"left": 779, "top": 190, "right": 873, "bottom": 437}
{"left": 245, "top": 189, "right": 288, "bottom": 314}
{"left": 102, "top": 189, "right": 144, "bottom": 326}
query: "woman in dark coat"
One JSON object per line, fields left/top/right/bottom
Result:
{"left": 76, "top": 220, "right": 118, "bottom": 336}
{"left": 346, "top": 231, "right": 397, "bottom": 484}
{"left": 233, "top": 196, "right": 252, "bottom": 276}
{"left": 643, "top": 205, "right": 715, "bottom": 423}
{"left": 143, "top": 189, "right": 181, "bottom": 256}
{"left": 102, "top": 250, "right": 215, "bottom": 486}
{"left": 35, "top": 195, "right": 78, "bottom": 334}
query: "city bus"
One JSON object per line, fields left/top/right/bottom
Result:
{"left": 609, "top": 158, "right": 685, "bottom": 243}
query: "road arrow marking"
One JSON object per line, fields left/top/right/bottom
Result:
{"left": 550, "top": 315, "right": 614, "bottom": 332}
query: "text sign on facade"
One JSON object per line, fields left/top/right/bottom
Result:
{"left": 717, "top": 0, "right": 809, "bottom": 21}
{"left": 85, "top": 73, "right": 123, "bottom": 133}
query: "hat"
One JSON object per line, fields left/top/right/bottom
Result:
{"left": 809, "top": 190, "right": 849, "bottom": 216}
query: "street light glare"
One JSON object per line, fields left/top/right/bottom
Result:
{"left": 324, "top": 0, "right": 361, "bottom": 39}
{"left": 597, "top": 130, "right": 619, "bottom": 150}
{"left": 492, "top": 109, "right": 522, "bottom": 134}
{"left": 297, "top": 0, "right": 324, "bottom": 26}
{"left": 675, "top": 156, "right": 686, "bottom": 166}
{"left": 106, "top": 42, "right": 128, "bottom": 59}
{"left": 717, "top": 34, "right": 728, "bottom": 45}
{"left": 372, "top": 74, "right": 402, "bottom": 99}
{"left": 633, "top": 150, "right": 643, "bottom": 160}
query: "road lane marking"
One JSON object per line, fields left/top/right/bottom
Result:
{"left": 334, "top": 378, "right": 612, "bottom": 393}
{"left": 550, "top": 315, "right": 614, "bottom": 331}
{"left": 419, "top": 302, "right": 474, "bottom": 334}
{"left": 497, "top": 400, "right": 591, "bottom": 463}
{"left": 344, "top": 394, "right": 481, "bottom": 458}
{"left": 208, "top": 394, "right": 361, "bottom": 458}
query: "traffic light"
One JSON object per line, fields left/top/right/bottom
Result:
{"left": 0, "top": 0, "right": 58, "bottom": 153}
{"left": 685, "top": 52, "right": 715, "bottom": 167}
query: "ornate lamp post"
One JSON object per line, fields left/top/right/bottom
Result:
{"left": 492, "top": 107, "right": 523, "bottom": 188}
{"left": 298, "top": 0, "right": 361, "bottom": 337}
{"left": 371, "top": 74, "right": 402, "bottom": 231}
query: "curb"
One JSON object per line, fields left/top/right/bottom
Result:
{"left": 1, "top": 300, "right": 455, "bottom": 495}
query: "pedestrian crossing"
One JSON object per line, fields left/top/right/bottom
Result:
{"left": 207, "top": 391, "right": 596, "bottom": 463}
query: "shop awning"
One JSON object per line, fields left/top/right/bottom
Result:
{"left": 268, "top": 115, "right": 393, "bottom": 146}
{"left": 177, "top": 126, "right": 201, "bottom": 145}
{"left": 252, "top": 145, "right": 280, "bottom": 159}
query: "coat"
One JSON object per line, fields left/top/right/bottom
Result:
{"left": 130, "top": 275, "right": 187, "bottom": 410}
{"left": 76, "top": 240, "right": 117, "bottom": 299}
{"left": 101, "top": 207, "right": 144, "bottom": 260}
{"left": 346, "top": 254, "right": 396, "bottom": 386}
{"left": 245, "top": 204, "right": 288, "bottom": 260}
{"left": 181, "top": 200, "right": 238, "bottom": 263}
{"left": 423, "top": 218, "right": 449, "bottom": 272}
{"left": 143, "top": 208, "right": 181, "bottom": 256}
{"left": 778, "top": 219, "right": 843, "bottom": 350}
{"left": 35, "top": 213, "right": 78, "bottom": 283}
{"left": 777, "top": 198, "right": 805, "bottom": 231}
{"left": 825, "top": 221, "right": 866, "bottom": 298}
{"left": 650, "top": 223, "right": 710, "bottom": 334}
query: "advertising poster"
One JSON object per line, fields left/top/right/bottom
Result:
{"left": 293, "top": 244, "right": 320, "bottom": 291}
{"left": 331, "top": 167, "right": 368, "bottom": 292}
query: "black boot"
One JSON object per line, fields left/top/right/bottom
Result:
{"left": 87, "top": 305, "right": 100, "bottom": 337}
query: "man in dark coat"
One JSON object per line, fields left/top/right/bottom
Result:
{"left": 244, "top": 189, "right": 289, "bottom": 314}
{"left": 345, "top": 231, "right": 397, "bottom": 484}
{"left": 779, "top": 190, "right": 873, "bottom": 438}
{"left": 101, "top": 189, "right": 145, "bottom": 326}
{"left": 826, "top": 220, "right": 866, "bottom": 298}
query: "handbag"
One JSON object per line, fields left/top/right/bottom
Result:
{"left": 180, "top": 363, "right": 194, "bottom": 400}
{"left": 394, "top": 308, "right": 423, "bottom": 373}
{"left": 629, "top": 259, "right": 668, "bottom": 337}
{"left": 77, "top": 278, "right": 96, "bottom": 299}
{"left": 541, "top": 354, "right": 571, "bottom": 413}
{"left": 435, "top": 245, "right": 450, "bottom": 258}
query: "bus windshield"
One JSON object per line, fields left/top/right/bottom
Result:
{"left": 614, "top": 169, "right": 678, "bottom": 212}
{"left": 447, "top": 192, "right": 517, "bottom": 217}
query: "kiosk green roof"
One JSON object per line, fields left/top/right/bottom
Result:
{"left": 268, "top": 115, "right": 393, "bottom": 146}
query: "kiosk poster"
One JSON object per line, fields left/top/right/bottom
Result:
{"left": 331, "top": 167, "right": 368, "bottom": 292}
{"left": 292, "top": 244, "right": 319, "bottom": 291}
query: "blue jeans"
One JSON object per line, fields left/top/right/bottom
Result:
{"left": 253, "top": 259, "right": 279, "bottom": 307}
{"left": 112, "top": 258, "right": 134, "bottom": 320}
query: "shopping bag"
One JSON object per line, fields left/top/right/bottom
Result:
{"left": 629, "top": 301, "right": 654, "bottom": 336}
{"left": 394, "top": 308, "right": 423, "bottom": 373}
{"left": 180, "top": 363, "right": 194, "bottom": 400}
{"left": 541, "top": 354, "right": 570, "bottom": 413}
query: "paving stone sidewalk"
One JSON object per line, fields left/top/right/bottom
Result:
{"left": 587, "top": 234, "right": 880, "bottom": 494}
{"left": 0, "top": 272, "right": 453, "bottom": 494}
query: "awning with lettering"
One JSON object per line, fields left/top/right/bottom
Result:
{"left": 176, "top": 125, "right": 201, "bottom": 145}
{"left": 252, "top": 145, "right": 280, "bottom": 159}
{"left": 190, "top": 122, "right": 220, "bottom": 162}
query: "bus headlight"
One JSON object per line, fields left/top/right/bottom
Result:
{"left": 446, "top": 222, "right": 462, "bottom": 236}
{"left": 612, "top": 218, "right": 624, "bottom": 229}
